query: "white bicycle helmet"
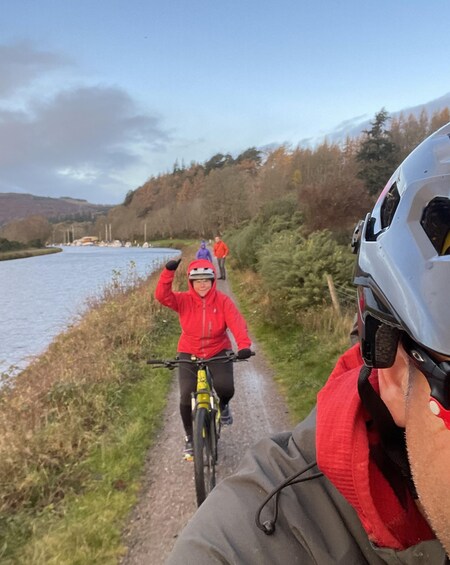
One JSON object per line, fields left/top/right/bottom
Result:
{"left": 188, "top": 266, "right": 215, "bottom": 280}
{"left": 352, "top": 122, "right": 450, "bottom": 428}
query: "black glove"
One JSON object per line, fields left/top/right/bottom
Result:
{"left": 237, "top": 348, "right": 252, "bottom": 360}
{"left": 165, "top": 258, "right": 181, "bottom": 271}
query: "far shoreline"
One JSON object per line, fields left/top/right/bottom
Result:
{"left": 0, "top": 247, "right": 63, "bottom": 261}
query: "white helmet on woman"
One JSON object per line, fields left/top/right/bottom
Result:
{"left": 188, "top": 266, "right": 215, "bottom": 280}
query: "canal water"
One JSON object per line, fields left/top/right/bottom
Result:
{"left": 0, "top": 245, "right": 178, "bottom": 374}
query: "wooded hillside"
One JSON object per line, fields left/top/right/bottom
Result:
{"left": 94, "top": 108, "right": 450, "bottom": 242}
{"left": 1, "top": 107, "right": 449, "bottom": 247}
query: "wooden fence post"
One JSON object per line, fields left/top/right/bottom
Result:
{"left": 326, "top": 274, "right": 341, "bottom": 316}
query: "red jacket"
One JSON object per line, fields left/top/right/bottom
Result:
{"left": 317, "top": 344, "right": 434, "bottom": 550}
{"left": 155, "top": 259, "right": 251, "bottom": 358}
{"left": 213, "top": 240, "right": 229, "bottom": 259}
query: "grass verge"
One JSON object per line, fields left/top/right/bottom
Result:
{"left": 0, "top": 248, "right": 62, "bottom": 261}
{"left": 229, "top": 268, "right": 354, "bottom": 423}
{"left": 150, "top": 238, "right": 195, "bottom": 249}
{"left": 0, "top": 262, "right": 184, "bottom": 563}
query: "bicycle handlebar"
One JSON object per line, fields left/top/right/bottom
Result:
{"left": 147, "top": 351, "right": 255, "bottom": 368}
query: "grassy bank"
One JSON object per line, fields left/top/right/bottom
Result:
{"left": 229, "top": 268, "right": 354, "bottom": 423}
{"left": 0, "top": 247, "right": 62, "bottom": 261}
{"left": 0, "top": 260, "right": 186, "bottom": 563}
{"left": 150, "top": 238, "right": 195, "bottom": 249}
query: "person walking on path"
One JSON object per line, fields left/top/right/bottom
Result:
{"left": 195, "top": 240, "right": 213, "bottom": 263}
{"left": 154, "top": 257, "right": 252, "bottom": 460}
{"left": 167, "top": 124, "right": 450, "bottom": 563}
{"left": 213, "top": 235, "right": 229, "bottom": 280}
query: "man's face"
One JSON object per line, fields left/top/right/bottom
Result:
{"left": 406, "top": 364, "right": 450, "bottom": 554}
{"left": 215, "top": 236, "right": 220, "bottom": 242}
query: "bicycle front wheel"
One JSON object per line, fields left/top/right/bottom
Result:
{"left": 193, "top": 407, "right": 216, "bottom": 506}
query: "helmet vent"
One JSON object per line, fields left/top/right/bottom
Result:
{"left": 420, "top": 197, "right": 450, "bottom": 254}
{"left": 380, "top": 182, "right": 400, "bottom": 229}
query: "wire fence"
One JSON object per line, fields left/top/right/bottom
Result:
{"left": 333, "top": 282, "right": 357, "bottom": 309}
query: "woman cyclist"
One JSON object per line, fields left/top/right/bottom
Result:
{"left": 155, "top": 257, "right": 252, "bottom": 459}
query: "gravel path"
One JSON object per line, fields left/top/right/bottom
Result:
{"left": 120, "top": 276, "right": 292, "bottom": 565}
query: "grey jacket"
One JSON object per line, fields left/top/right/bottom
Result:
{"left": 167, "top": 410, "right": 447, "bottom": 564}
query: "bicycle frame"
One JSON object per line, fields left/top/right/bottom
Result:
{"left": 193, "top": 365, "right": 214, "bottom": 410}
{"left": 190, "top": 360, "right": 220, "bottom": 427}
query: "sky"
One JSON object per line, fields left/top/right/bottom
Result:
{"left": 1, "top": 1, "right": 450, "bottom": 205}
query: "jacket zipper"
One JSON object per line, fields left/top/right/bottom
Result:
{"left": 201, "top": 299, "right": 206, "bottom": 357}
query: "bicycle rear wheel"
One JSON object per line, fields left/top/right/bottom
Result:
{"left": 193, "top": 407, "right": 216, "bottom": 506}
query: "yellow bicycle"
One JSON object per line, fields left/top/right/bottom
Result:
{"left": 147, "top": 351, "right": 254, "bottom": 506}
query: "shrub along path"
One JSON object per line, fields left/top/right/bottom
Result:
{"left": 120, "top": 271, "right": 293, "bottom": 565}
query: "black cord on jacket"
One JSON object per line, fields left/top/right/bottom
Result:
{"left": 255, "top": 461, "right": 323, "bottom": 535}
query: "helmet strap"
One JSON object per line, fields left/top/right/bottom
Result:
{"left": 402, "top": 335, "right": 450, "bottom": 430}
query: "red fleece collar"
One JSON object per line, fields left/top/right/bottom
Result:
{"left": 316, "top": 345, "right": 434, "bottom": 550}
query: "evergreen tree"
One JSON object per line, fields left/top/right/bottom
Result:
{"left": 356, "top": 109, "right": 400, "bottom": 195}
{"left": 204, "top": 153, "right": 234, "bottom": 174}
{"left": 235, "top": 147, "right": 262, "bottom": 165}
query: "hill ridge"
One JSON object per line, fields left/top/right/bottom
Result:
{"left": 0, "top": 193, "right": 111, "bottom": 226}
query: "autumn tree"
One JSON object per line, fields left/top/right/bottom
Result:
{"left": 123, "top": 189, "right": 135, "bottom": 207}
{"left": 390, "top": 111, "right": 429, "bottom": 161}
{"left": 0, "top": 215, "right": 51, "bottom": 245}
{"left": 298, "top": 139, "right": 371, "bottom": 236}
{"left": 258, "top": 146, "right": 293, "bottom": 205}
{"left": 202, "top": 167, "right": 251, "bottom": 233}
{"left": 429, "top": 107, "right": 450, "bottom": 135}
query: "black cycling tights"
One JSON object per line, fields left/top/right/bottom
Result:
{"left": 178, "top": 350, "right": 234, "bottom": 437}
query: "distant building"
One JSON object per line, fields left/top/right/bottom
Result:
{"left": 73, "top": 236, "right": 99, "bottom": 246}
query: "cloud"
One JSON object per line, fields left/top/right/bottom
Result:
{"left": 0, "top": 43, "right": 172, "bottom": 204}
{"left": 0, "top": 41, "right": 72, "bottom": 98}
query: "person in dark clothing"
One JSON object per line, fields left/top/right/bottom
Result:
{"left": 167, "top": 124, "right": 450, "bottom": 563}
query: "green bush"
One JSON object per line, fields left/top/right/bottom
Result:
{"left": 257, "top": 229, "right": 354, "bottom": 325}
{"left": 27, "top": 239, "right": 44, "bottom": 248}
{"left": 227, "top": 198, "right": 302, "bottom": 270}
{"left": 0, "top": 238, "right": 25, "bottom": 252}
{"left": 227, "top": 222, "right": 268, "bottom": 270}
{"left": 0, "top": 238, "right": 44, "bottom": 252}
{"left": 257, "top": 197, "right": 302, "bottom": 228}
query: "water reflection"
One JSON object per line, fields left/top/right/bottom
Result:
{"left": 0, "top": 246, "right": 178, "bottom": 374}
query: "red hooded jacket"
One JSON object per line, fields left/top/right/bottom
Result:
{"left": 155, "top": 259, "right": 251, "bottom": 358}
{"left": 317, "top": 344, "right": 434, "bottom": 550}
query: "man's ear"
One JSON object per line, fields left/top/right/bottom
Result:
{"left": 378, "top": 345, "right": 409, "bottom": 427}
